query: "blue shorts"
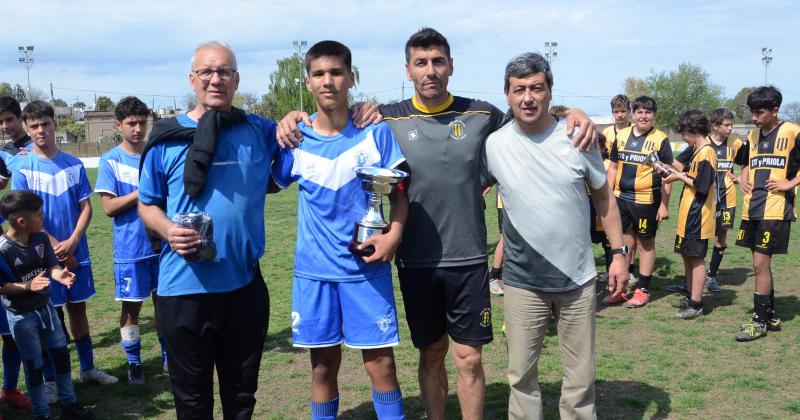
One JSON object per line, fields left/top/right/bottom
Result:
{"left": 114, "top": 259, "right": 159, "bottom": 301}
{"left": 49, "top": 264, "right": 96, "bottom": 307}
{"left": 291, "top": 276, "right": 400, "bottom": 349}
{"left": 0, "top": 308, "right": 10, "bottom": 336}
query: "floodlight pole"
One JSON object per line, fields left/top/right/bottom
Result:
{"left": 293, "top": 40, "right": 308, "bottom": 111}
{"left": 18, "top": 45, "right": 35, "bottom": 98}
{"left": 761, "top": 47, "right": 773, "bottom": 85}
{"left": 544, "top": 41, "right": 558, "bottom": 64}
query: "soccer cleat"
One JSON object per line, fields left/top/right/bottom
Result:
{"left": 489, "top": 278, "right": 504, "bottom": 295}
{"left": 127, "top": 364, "right": 145, "bottom": 385}
{"left": 44, "top": 381, "right": 58, "bottom": 404}
{"left": 625, "top": 288, "right": 650, "bottom": 308}
{"left": 80, "top": 367, "right": 119, "bottom": 385}
{"left": 665, "top": 282, "right": 688, "bottom": 294}
{"left": 60, "top": 402, "right": 95, "bottom": 420}
{"left": 670, "top": 296, "right": 689, "bottom": 309}
{"left": 735, "top": 322, "right": 768, "bottom": 342}
{"left": 1, "top": 388, "right": 32, "bottom": 411}
{"left": 672, "top": 306, "right": 703, "bottom": 319}
{"left": 705, "top": 276, "right": 722, "bottom": 293}
{"left": 767, "top": 317, "right": 782, "bottom": 332}
{"left": 601, "top": 292, "right": 627, "bottom": 306}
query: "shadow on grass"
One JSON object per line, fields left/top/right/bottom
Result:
{"left": 776, "top": 295, "right": 800, "bottom": 323}
{"left": 716, "top": 267, "right": 751, "bottom": 287}
{"left": 338, "top": 379, "right": 670, "bottom": 419}
{"left": 264, "top": 326, "right": 303, "bottom": 354}
{"left": 701, "top": 289, "right": 737, "bottom": 315}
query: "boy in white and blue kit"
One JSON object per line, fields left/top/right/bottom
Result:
{"left": 11, "top": 101, "right": 118, "bottom": 386}
{"left": 271, "top": 41, "right": 408, "bottom": 420}
{"left": 95, "top": 96, "right": 167, "bottom": 385}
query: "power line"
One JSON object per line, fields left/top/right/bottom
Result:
{"left": 52, "top": 85, "right": 179, "bottom": 99}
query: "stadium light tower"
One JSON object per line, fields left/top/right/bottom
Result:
{"left": 293, "top": 40, "right": 308, "bottom": 111}
{"left": 544, "top": 41, "right": 558, "bottom": 64}
{"left": 761, "top": 47, "right": 773, "bottom": 85}
{"left": 18, "top": 45, "right": 35, "bottom": 99}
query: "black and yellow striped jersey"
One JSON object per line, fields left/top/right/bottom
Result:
{"left": 676, "top": 136, "right": 747, "bottom": 209}
{"left": 742, "top": 121, "right": 800, "bottom": 221}
{"left": 609, "top": 126, "right": 673, "bottom": 204}
{"left": 676, "top": 143, "right": 717, "bottom": 239}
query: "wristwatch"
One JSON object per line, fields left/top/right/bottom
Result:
{"left": 609, "top": 244, "right": 628, "bottom": 256}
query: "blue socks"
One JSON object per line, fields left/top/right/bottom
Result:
{"left": 121, "top": 339, "right": 141, "bottom": 365}
{"left": 311, "top": 396, "right": 339, "bottom": 420}
{"left": 372, "top": 388, "right": 405, "bottom": 420}
{"left": 74, "top": 336, "right": 95, "bottom": 372}
{"left": 2, "top": 343, "right": 21, "bottom": 390}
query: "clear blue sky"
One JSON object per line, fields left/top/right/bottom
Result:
{"left": 1, "top": 0, "right": 798, "bottom": 115}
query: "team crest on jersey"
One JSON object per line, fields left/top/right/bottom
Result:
{"left": 479, "top": 307, "right": 491, "bottom": 328}
{"left": 35, "top": 244, "right": 45, "bottom": 258}
{"left": 449, "top": 120, "right": 466, "bottom": 140}
{"left": 408, "top": 129, "right": 418, "bottom": 141}
{"left": 376, "top": 315, "right": 392, "bottom": 333}
{"left": 355, "top": 150, "right": 368, "bottom": 167}
{"left": 291, "top": 311, "right": 300, "bottom": 334}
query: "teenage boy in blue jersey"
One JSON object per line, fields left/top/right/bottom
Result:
{"left": 12, "top": 101, "right": 118, "bottom": 387}
{"left": 271, "top": 40, "right": 409, "bottom": 420}
{"left": 95, "top": 96, "right": 167, "bottom": 385}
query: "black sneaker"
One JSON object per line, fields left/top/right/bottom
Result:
{"left": 767, "top": 317, "right": 782, "bottom": 332}
{"left": 61, "top": 402, "right": 94, "bottom": 420}
{"left": 665, "top": 282, "right": 688, "bottom": 294}
{"left": 128, "top": 363, "right": 145, "bottom": 385}
{"left": 735, "top": 322, "right": 768, "bottom": 342}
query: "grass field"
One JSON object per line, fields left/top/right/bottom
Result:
{"left": 2, "top": 167, "right": 800, "bottom": 419}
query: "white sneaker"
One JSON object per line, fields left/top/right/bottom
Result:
{"left": 44, "top": 381, "right": 58, "bottom": 404}
{"left": 80, "top": 367, "right": 119, "bottom": 385}
{"left": 489, "top": 278, "right": 504, "bottom": 295}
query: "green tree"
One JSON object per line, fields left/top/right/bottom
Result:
{"left": 95, "top": 96, "right": 115, "bottom": 111}
{"left": 724, "top": 86, "right": 757, "bottom": 123}
{"left": 11, "top": 84, "right": 26, "bottom": 103}
{"left": 53, "top": 98, "right": 68, "bottom": 107}
{"left": 0, "top": 82, "right": 12, "bottom": 98}
{"left": 59, "top": 117, "right": 86, "bottom": 143}
{"left": 645, "top": 63, "right": 725, "bottom": 132}
{"left": 624, "top": 76, "right": 649, "bottom": 100}
{"left": 265, "top": 55, "right": 360, "bottom": 118}
{"left": 781, "top": 102, "right": 800, "bottom": 123}
{"left": 73, "top": 101, "right": 87, "bottom": 109}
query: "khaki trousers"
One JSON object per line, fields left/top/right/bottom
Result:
{"left": 505, "top": 280, "right": 597, "bottom": 420}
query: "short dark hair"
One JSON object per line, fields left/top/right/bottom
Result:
{"left": 747, "top": 86, "right": 782, "bottom": 112}
{"left": 0, "top": 96, "right": 22, "bottom": 118}
{"left": 676, "top": 109, "right": 710, "bottom": 136}
{"left": 0, "top": 190, "right": 43, "bottom": 222}
{"left": 631, "top": 96, "right": 657, "bottom": 113}
{"left": 21, "top": 100, "right": 55, "bottom": 123}
{"left": 504, "top": 52, "right": 553, "bottom": 93}
{"left": 610, "top": 94, "right": 630, "bottom": 111}
{"left": 405, "top": 27, "right": 451, "bottom": 63}
{"left": 114, "top": 96, "right": 149, "bottom": 121}
{"left": 710, "top": 108, "right": 735, "bottom": 125}
{"left": 305, "top": 40, "right": 352, "bottom": 72}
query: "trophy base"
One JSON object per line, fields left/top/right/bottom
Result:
{"left": 349, "top": 222, "right": 389, "bottom": 257}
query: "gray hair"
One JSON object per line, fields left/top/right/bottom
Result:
{"left": 190, "top": 41, "right": 238, "bottom": 71}
{"left": 504, "top": 52, "right": 553, "bottom": 93}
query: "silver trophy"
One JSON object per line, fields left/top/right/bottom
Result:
{"left": 349, "top": 166, "right": 408, "bottom": 256}
{"left": 643, "top": 151, "right": 673, "bottom": 179}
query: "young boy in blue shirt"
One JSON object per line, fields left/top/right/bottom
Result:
{"left": 95, "top": 96, "right": 167, "bottom": 384}
{"left": 271, "top": 40, "right": 408, "bottom": 420}
{"left": 11, "top": 101, "right": 117, "bottom": 386}
{"left": 0, "top": 190, "right": 93, "bottom": 420}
